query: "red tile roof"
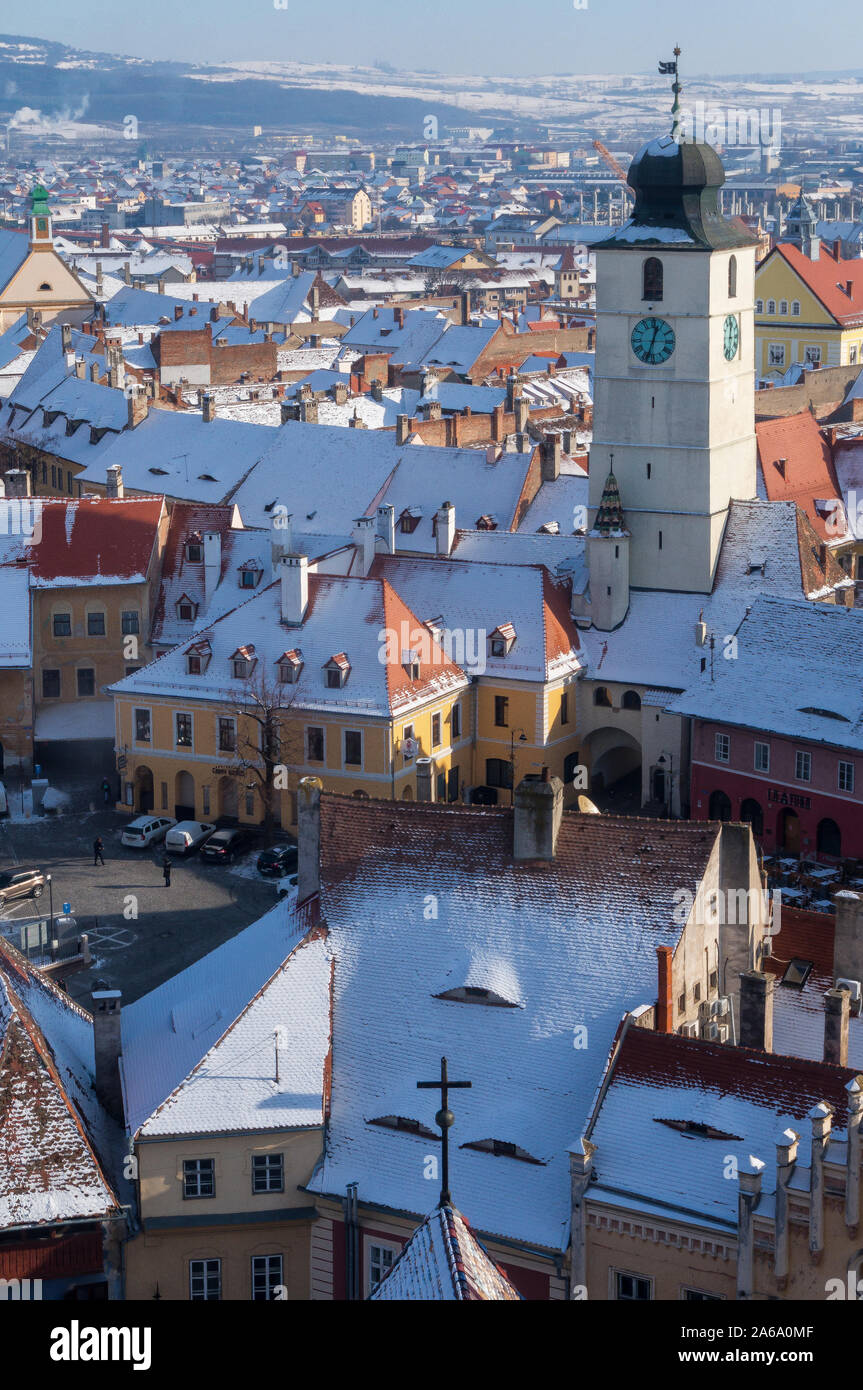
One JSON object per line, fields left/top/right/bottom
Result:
{"left": 27, "top": 496, "right": 163, "bottom": 584}
{"left": 755, "top": 410, "right": 841, "bottom": 540}
{"left": 773, "top": 242, "right": 863, "bottom": 327}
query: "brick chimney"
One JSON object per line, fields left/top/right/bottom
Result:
{"left": 105, "top": 464, "right": 124, "bottom": 500}
{"left": 92, "top": 989, "right": 123, "bottom": 1121}
{"left": 394, "top": 305, "right": 405, "bottom": 330}
{"left": 100, "top": 222, "right": 110, "bottom": 249}
{"left": 513, "top": 768, "right": 563, "bottom": 863}
{"left": 656, "top": 946, "right": 673, "bottom": 1033}
{"left": 396, "top": 414, "right": 410, "bottom": 445}
{"left": 824, "top": 987, "right": 851, "bottom": 1066}
{"left": 515, "top": 396, "right": 529, "bottom": 432}
{"left": 297, "top": 775, "right": 322, "bottom": 912}
{"left": 370, "top": 379, "right": 384, "bottom": 402}
{"left": 739, "top": 970, "right": 774, "bottom": 1051}
{"left": 279, "top": 553, "right": 308, "bottom": 625}
{"left": 542, "top": 434, "right": 561, "bottom": 482}
{"left": 174, "top": 304, "right": 183, "bottom": 321}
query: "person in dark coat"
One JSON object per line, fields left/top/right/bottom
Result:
{"left": 162, "top": 855, "right": 172, "bottom": 888}
{"left": 93, "top": 837, "right": 105, "bottom": 866}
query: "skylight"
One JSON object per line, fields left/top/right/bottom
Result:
{"left": 781, "top": 958, "right": 814, "bottom": 989}
{"left": 655, "top": 1118, "right": 743, "bottom": 1141}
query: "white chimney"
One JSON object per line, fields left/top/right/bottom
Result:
{"left": 280, "top": 553, "right": 308, "bottom": 626}
{"left": 352, "top": 515, "right": 377, "bottom": 575}
{"left": 105, "top": 464, "right": 124, "bottom": 500}
{"left": 435, "top": 500, "right": 456, "bottom": 558}
{"left": 270, "top": 510, "right": 293, "bottom": 578}
{"left": 376, "top": 504, "right": 395, "bottom": 554}
{"left": 203, "top": 530, "right": 221, "bottom": 607}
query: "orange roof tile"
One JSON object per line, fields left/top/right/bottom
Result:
{"left": 755, "top": 410, "right": 841, "bottom": 540}
{"left": 773, "top": 242, "right": 863, "bottom": 326}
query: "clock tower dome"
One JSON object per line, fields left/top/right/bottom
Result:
{"left": 589, "top": 58, "right": 759, "bottom": 594}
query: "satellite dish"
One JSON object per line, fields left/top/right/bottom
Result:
{"left": 577, "top": 794, "right": 601, "bottom": 815}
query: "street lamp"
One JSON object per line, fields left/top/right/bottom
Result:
{"left": 46, "top": 873, "right": 54, "bottom": 941}
{"left": 510, "top": 729, "right": 528, "bottom": 805}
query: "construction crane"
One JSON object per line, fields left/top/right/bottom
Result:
{"left": 592, "top": 140, "right": 632, "bottom": 189}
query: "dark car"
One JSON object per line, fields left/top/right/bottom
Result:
{"left": 257, "top": 844, "right": 298, "bottom": 877}
{"left": 0, "top": 867, "right": 46, "bottom": 904}
{"left": 200, "top": 827, "right": 253, "bottom": 863}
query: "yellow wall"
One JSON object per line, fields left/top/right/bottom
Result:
{"left": 34, "top": 581, "right": 156, "bottom": 715}
{"left": 754, "top": 253, "right": 863, "bottom": 375}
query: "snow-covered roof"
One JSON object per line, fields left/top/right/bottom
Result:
{"left": 371, "top": 1204, "right": 521, "bottom": 1300}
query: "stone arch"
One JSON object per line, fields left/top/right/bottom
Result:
{"left": 134, "top": 764, "right": 154, "bottom": 813}
{"left": 708, "top": 789, "right": 732, "bottom": 821}
{"left": 582, "top": 726, "right": 641, "bottom": 799}
{"left": 219, "top": 775, "right": 239, "bottom": 823}
{"left": 740, "top": 797, "right": 763, "bottom": 836}
{"left": 175, "top": 770, "right": 196, "bottom": 820}
{"left": 817, "top": 817, "right": 841, "bottom": 858}
{"left": 778, "top": 807, "right": 801, "bottom": 855}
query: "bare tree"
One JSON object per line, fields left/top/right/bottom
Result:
{"left": 225, "top": 663, "right": 304, "bottom": 837}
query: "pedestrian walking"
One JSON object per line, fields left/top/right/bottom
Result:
{"left": 162, "top": 854, "right": 172, "bottom": 888}
{"left": 101, "top": 778, "right": 111, "bottom": 805}
{"left": 93, "top": 837, "right": 105, "bottom": 866}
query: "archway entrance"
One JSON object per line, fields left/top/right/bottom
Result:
{"left": 219, "top": 775, "right": 239, "bottom": 824}
{"left": 778, "top": 808, "right": 801, "bottom": 855}
{"left": 740, "top": 798, "right": 763, "bottom": 836}
{"left": 583, "top": 726, "right": 642, "bottom": 811}
{"left": 708, "top": 789, "right": 732, "bottom": 821}
{"left": 817, "top": 818, "right": 841, "bottom": 857}
{"left": 135, "top": 765, "right": 154, "bottom": 813}
{"left": 174, "top": 770, "right": 195, "bottom": 820}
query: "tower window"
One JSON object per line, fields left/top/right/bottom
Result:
{"left": 658, "top": 530, "right": 663, "bottom": 550}
{"left": 642, "top": 257, "right": 663, "bottom": 301}
{"left": 728, "top": 255, "right": 737, "bottom": 298}
{"left": 646, "top": 462, "right": 651, "bottom": 479}
{"left": 767, "top": 299, "right": 776, "bottom": 315}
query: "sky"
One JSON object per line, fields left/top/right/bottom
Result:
{"left": 3, "top": 0, "right": 862, "bottom": 76}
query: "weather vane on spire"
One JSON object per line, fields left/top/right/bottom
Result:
{"left": 659, "top": 46, "right": 682, "bottom": 142}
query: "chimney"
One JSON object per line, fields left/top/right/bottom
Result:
{"left": 434, "top": 500, "right": 456, "bottom": 558}
{"left": 349, "top": 411, "right": 367, "bottom": 429}
{"left": 202, "top": 393, "right": 216, "bottom": 423}
{"left": 834, "top": 237, "right": 843, "bottom": 261}
{"left": 280, "top": 553, "right": 308, "bottom": 625}
{"left": 61, "top": 322, "right": 72, "bottom": 354}
{"left": 351, "top": 515, "right": 377, "bottom": 575}
{"left": 301, "top": 399, "right": 318, "bottom": 424}
{"left": 563, "top": 428, "right": 574, "bottom": 454}
{"left": 513, "top": 770, "right": 564, "bottom": 863}
{"left": 100, "top": 222, "right": 110, "bottom": 249}
{"left": 174, "top": 304, "right": 183, "bottom": 321}
{"left": 396, "top": 414, "right": 410, "bottom": 445}
{"left": 515, "top": 396, "right": 529, "bottom": 432}
{"left": 280, "top": 400, "right": 294, "bottom": 425}
{"left": 310, "top": 284, "right": 321, "bottom": 319}
{"left": 333, "top": 381, "right": 349, "bottom": 406}
{"left": 90, "top": 363, "right": 100, "bottom": 382}
{"left": 123, "top": 260, "right": 131, "bottom": 285}
{"left": 75, "top": 356, "right": 87, "bottom": 379}
{"left": 775, "top": 457, "right": 786, "bottom": 477}
{"left": 739, "top": 970, "right": 774, "bottom": 1051}
{"left": 108, "top": 360, "right": 125, "bottom": 392}
{"left": 492, "top": 402, "right": 505, "bottom": 441}
{"left": 416, "top": 758, "right": 433, "bottom": 802}
{"left": 105, "top": 464, "right": 124, "bottom": 500}
{"left": 377, "top": 504, "right": 395, "bottom": 554}
{"left": 91, "top": 989, "right": 123, "bottom": 1121}
{"left": 203, "top": 530, "right": 221, "bottom": 607}
{"left": 656, "top": 946, "right": 673, "bottom": 1033}
{"left": 587, "top": 327, "right": 596, "bottom": 350}
{"left": 394, "top": 305, "right": 405, "bottom": 330}
{"left": 297, "top": 775, "right": 323, "bottom": 913}
{"left": 370, "top": 379, "right": 383, "bottom": 402}
{"left": 833, "top": 891, "right": 863, "bottom": 989}
{"left": 505, "top": 371, "right": 521, "bottom": 411}
{"left": 542, "top": 435, "right": 561, "bottom": 482}
{"left": 270, "top": 511, "right": 293, "bottom": 576}
{"left": 824, "top": 987, "right": 851, "bottom": 1066}
{"left": 4, "top": 468, "right": 31, "bottom": 499}
{"left": 126, "top": 384, "right": 148, "bottom": 429}
{"left": 426, "top": 399, "right": 442, "bottom": 421}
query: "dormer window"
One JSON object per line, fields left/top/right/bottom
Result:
{"left": 238, "top": 560, "right": 263, "bottom": 589}
{"left": 399, "top": 508, "right": 422, "bottom": 535}
{"left": 368, "top": 1115, "right": 439, "bottom": 1140}
{"left": 460, "top": 1138, "right": 544, "bottom": 1165}
{"left": 277, "top": 649, "right": 303, "bottom": 683}
{"left": 186, "top": 639, "right": 211, "bottom": 674}
{"left": 475, "top": 514, "right": 497, "bottom": 531}
{"left": 488, "top": 622, "right": 516, "bottom": 658}
{"left": 324, "top": 653, "right": 351, "bottom": 688}
{"left": 230, "top": 645, "right": 257, "bottom": 679}
{"left": 186, "top": 537, "right": 203, "bottom": 563}
{"left": 402, "top": 648, "right": 420, "bottom": 680}
{"left": 176, "top": 593, "right": 198, "bottom": 622}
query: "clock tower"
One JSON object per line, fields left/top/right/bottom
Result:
{"left": 589, "top": 62, "right": 758, "bottom": 594}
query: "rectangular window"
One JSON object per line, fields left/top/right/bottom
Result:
{"left": 403, "top": 724, "right": 415, "bottom": 760}
{"left": 804, "top": 345, "right": 822, "bottom": 367}
{"left": 486, "top": 757, "right": 513, "bottom": 789}
{"left": 161, "top": 781, "right": 168, "bottom": 810}
{"left": 494, "top": 696, "right": 509, "bottom": 727}
{"left": 252, "top": 1153, "right": 284, "bottom": 1194}
{"left": 344, "top": 730, "right": 362, "bottom": 766}
{"left": 121, "top": 611, "right": 140, "bottom": 635}
{"left": 682, "top": 1288, "right": 722, "bottom": 1301}
{"left": 42, "top": 668, "right": 60, "bottom": 699}
{"left": 87, "top": 611, "right": 106, "bottom": 636}
{"left": 251, "top": 1255, "right": 283, "bottom": 1302}
{"left": 135, "top": 708, "right": 151, "bottom": 743}
{"left": 795, "top": 749, "right": 812, "bottom": 782}
{"left": 851, "top": 346, "right": 858, "bottom": 365}
{"left": 53, "top": 612, "right": 71, "bottom": 637}
{"left": 615, "top": 1271, "right": 652, "bottom": 1301}
{"left": 218, "top": 717, "right": 236, "bottom": 752}
{"left": 51, "top": 464, "right": 57, "bottom": 488}
{"left": 436, "top": 770, "right": 447, "bottom": 802}
{"left": 183, "top": 1158, "right": 215, "bottom": 1199}
{"left": 326, "top": 668, "right": 342, "bottom": 689}
{"left": 202, "top": 785, "right": 210, "bottom": 816}
{"left": 768, "top": 343, "right": 785, "bottom": 367}
{"left": 561, "top": 691, "right": 569, "bottom": 725}
{"left": 176, "top": 712, "right": 193, "bottom": 748}
{"left": 431, "top": 712, "right": 441, "bottom": 748}
{"left": 369, "top": 1243, "right": 396, "bottom": 1293}
{"left": 307, "top": 726, "right": 324, "bottom": 762}
{"left": 77, "top": 668, "right": 95, "bottom": 697}
{"left": 715, "top": 732, "right": 730, "bottom": 764}
{"left": 245, "top": 789, "right": 255, "bottom": 817}
{"left": 754, "top": 741, "right": 769, "bottom": 773}
{"left": 451, "top": 702, "right": 461, "bottom": 739}
{"left": 839, "top": 760, "right": 855, "bottom": 793}
{"left": 189, "top": 1259, "right": 221, "bottom": 1301}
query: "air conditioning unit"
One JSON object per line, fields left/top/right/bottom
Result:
{"left": 705, "top": 1022, "right": 730, "bottom": 1043}
{"left": 699, "top": 999, "right": 713, "bottom": 1020}
{"left": 836, "top": 978, "right": 862, "bottom": 1004}
{"left": 761, "top": 937, "right": 773, "bottom": 958}
{"left": 680, "top": 1021, "right": 699, "bottom": 1038}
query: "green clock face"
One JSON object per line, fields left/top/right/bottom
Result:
{"left": 631, "top": 317, "right": 675, "bottom": 364}
{"left": 723, "top": 313, "right": 740, "bottom": 360}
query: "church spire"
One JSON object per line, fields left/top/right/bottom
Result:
{"left": 592, "top": 470, "right": 627, "bottom": 536}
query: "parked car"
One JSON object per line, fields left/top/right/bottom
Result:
{"left": 257, "top": 844, "right": 298, "bottom": 877}
{"left": 165, "top": 821, "right": 216, "bottom": 854}
{"left": 121, "top": 815, "right": 176, "bottom": 849}
{"left": 0, "top": 867, "right": 46, "bottom": 904}
{"left": 200, "top": 827, "right": 254, "bottom": 863}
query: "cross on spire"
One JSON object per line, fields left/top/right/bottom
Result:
{"left": 659, "top": 46, "right": 683, "bottom": 141}
{"left": 417, "top": 1055, "right": 472, "bottom": 1207}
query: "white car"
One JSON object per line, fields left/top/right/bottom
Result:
{"left": 121, "top": 815, "right": 176, "bottom": 848}
{"left": 165, "top": 821, "right": 216, "bottom": 854}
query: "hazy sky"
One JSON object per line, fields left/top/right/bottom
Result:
{"left": 4, "top": 0, "right": 860, "bottom": 76}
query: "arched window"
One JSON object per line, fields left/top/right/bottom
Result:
{"left": 642, "top": 257, "right": 663, "bottom": 301}
{"left": 593, "top": 686, "right": 612, "bottom": 707}
{"left": 740, "top": 798, "right": 764, "bottom": 837}
{"left": 767, "top": 299, "right": 776, "bottom": 315}
{"left": 817, "top": 818, "right": 841, "bottom": 858}
{"left": 622, "top": 690, "right": 641, "bottom": 710}
{"left": 38, "top": 281, "right": 52, "bottom": 291}
{"left": 728, "top": 255, "right": 737, "bottom": 298}
{"left": 791, "top": 300, "right": 800, "bottom": 316}
{"left": 755, "top": 299, "right": 764, "bottom": 313}
{"left": 779, "top": 300, "right": 788, "bottom": 315}
{"left": 708, "top": 790, "right": 732, "bottom": 821}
